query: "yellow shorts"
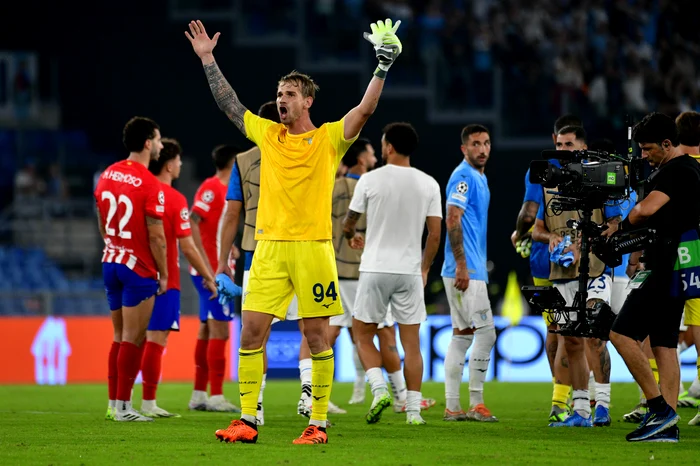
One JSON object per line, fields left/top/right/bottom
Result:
{"left": 684, "top": 298, "right": 700, "bottom": 326}
{"left": 533, "top": 277, "right": 556, "bottom": 326}
{"left": 242, "top": 240, "right": 344, "bottom": 320}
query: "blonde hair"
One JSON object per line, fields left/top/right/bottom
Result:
{"left": 278, "top": 70, "right": 319, "bottom": 99}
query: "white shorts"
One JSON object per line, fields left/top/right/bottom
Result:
{"left": 243, "top": 269, "right": 299, "bottom": 323}
{"left": 354, "top": 272, "right": 426, "bottom": 325}
{"left": 553, "top": 275, "right": 612, "bottom": 324}
{"left": 443, "top": 278, "right": 494, "bottom": 330}
{"left": 611, "top": 277, "right": 630, "bottom": 315}
{"left": 330, "top": 279, "right": 357, "bottom": 328}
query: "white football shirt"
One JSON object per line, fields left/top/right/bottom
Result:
{"left": 349, "top": 164, "right": 442, "bottom": 275}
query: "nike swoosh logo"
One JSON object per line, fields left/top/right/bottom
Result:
{"left": 322, "top": 303, "right": 332, "bottom": 308}
{"left": 475, "top": 369, "right": 487, "bottom": 373}
{"left": 240, "top": 391, "right": 252, "bottom": 397}
{"left": 313, "top": 395, "right": 326, "bottom": 401}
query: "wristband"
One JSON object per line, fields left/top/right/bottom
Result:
{"left": 373, "top": 66, "right": 388, "bottom": 80}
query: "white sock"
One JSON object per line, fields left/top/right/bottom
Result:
{"left": 689, "top": 377, "right": 700, "bottom": 397}
{"left": 573, "top": 389, "right": 590, "bottom": 417}
{"left": 108, "top": 400, "right": 116, "bottom": 409}
{"left": 406, "top": 390, "right": 421, "bottom": 415}
{"left": 192, "top": 390, "right": 207, "bottom": 400}
{"left": 366, "top": 367, "right": 388, "bottom": 397}
{"left": 352, "top": 344, "right": 365, "bottom": 387}
{"left": 116, "top": 400, "right": 131, "bottom": 413}
{"left": 299, "top": 358, "right": 312, "bottom": 398}
{"left": 588, "top": 371, "right": 596, "bottom": 403}
{"left": 638, "top": 384, "right": 646, "bottom": 404}
{"left": 594, "top": 383, "right": 610, "bottom": 409}
{"left": 387, "top": 371, "right": 407, "bottom": 405}
{"left": 444, "top": 334, "right": 473, "bottom": 412}
{"left": 258, "top": 373, "right": 267, "bottom": 404}
{"left": 309, "top": 419, "right": 326, "bottom": 428}
{"left": 209, "top": 394, "right": 224, "bottom": 403}
{"left": 142, "top": 399, "right": 157, "bottom": 411}
{"left": 241, "top": 413, "right": 256, "bottom": 424}
{"left": 469, "top": 326, "right": 495, "bottom": 407}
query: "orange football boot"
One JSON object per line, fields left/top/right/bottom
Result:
{"left": 215, "top": 419, "right": 259, "bottom": 443}
{"left": 292, "top": 425, "right": 328, "bottom": 445}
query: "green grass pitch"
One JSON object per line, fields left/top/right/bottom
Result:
{"left": 0, "top": 382, "right": 698, "bottom": 465}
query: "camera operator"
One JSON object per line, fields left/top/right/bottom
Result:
{"left": 532, "top": 126, "right": 622, "bottom": 428}
{"left": 604, "top": 112, "right": 700, "bottom": 443}
{"left": 511, "top": 114, "right": 582, "bottom": 423}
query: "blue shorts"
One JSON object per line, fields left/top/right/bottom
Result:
{"left": 148, "top": 289, "right": 181, "bottom": 331}
{"left": 103, "top": 263, "right": 158, "bottom": 311}
{"left": 191, "top": 275, "right": 233, "bottom": 322}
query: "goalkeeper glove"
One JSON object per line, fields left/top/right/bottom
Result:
{"left": 363, "top": 18, "right": 402, "bottom": 79}
{"left": 215, "top": 273, "right": 242, "bottom": 305}
{"left": 516, "top": 237, "right": 532, "bottom": 259}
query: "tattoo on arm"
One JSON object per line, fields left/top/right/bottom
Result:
{"left": 388, "top": 345, "right": 398, "bottom": 354}
{"left": 146, "top": 217, "right": 163, "bottom": 226}
{"left": 343, "top": 210, "right": 361, "bottom": 239}
{"left": 516, "top": 201, "right": 539, "bottom": 236}
{"left": 203, "top": 61, "right": 248, "bottom": 133}
{"left": 446, "top": 208, "right": 465, "bottom": 265}
{"left": 190, "top": 212, "right": 202, "bottom": 224}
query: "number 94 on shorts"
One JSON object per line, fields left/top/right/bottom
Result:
{"left": 242, "top": 240, "right": 344, "bottom": 320}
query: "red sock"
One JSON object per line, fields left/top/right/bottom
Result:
{"left": 108, "top": 341, "right": 120, "bottom": 401}
{"left": 194, "top": 339, "right": 209, "bottom": 392}
{"left": 141, "top": 341, "right": 165, "bottom": 401}
{"left": 116, "top": 342, "right": 142, "bottom": 402}
{"left": 207, "top": 339, "right": 227, "bottom": 396}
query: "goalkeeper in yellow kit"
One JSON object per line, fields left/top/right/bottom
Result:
{"left": 185, "top": 19, "right": 402, "bottom": 445}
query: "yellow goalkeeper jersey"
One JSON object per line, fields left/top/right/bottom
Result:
{"left": 243, "top": 110, "right": 357, "bottom": 241}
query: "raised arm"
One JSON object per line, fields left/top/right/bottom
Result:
{"left": 421, "top": 216, "right": 442, "bottom": 287}
{"left": 185, "top": 20, "right": 248, "bottom": 134}
{"left": 343, "top": 18, "right": 403, "bottom": 140}
{"left": 343, "top": 77, "right": 384, "bottom": 141}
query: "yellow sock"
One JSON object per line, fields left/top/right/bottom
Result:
{"left": 650, "top": 358, "right": 659, "bottom": 384}
{"left": 238, "top": 347, "right": 264, "bottom": 420}
{"left": 696, "top": 356, "right": 700, "bottom": 383}
{"left": 310, "top": 349, "right": 334, "bottom": 424}
{"left": 552, "top": 383, "right": 570, "bottom": 409}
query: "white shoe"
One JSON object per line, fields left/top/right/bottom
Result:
{"left": 115, "top": 401, "right": 153, "bottom": 422}
{"left": 689, "top": 410, "right": 700, "bottom": 426}
{"left": 297, "top": 396, "right": 312, "bottom": 418}
{"left": 406, "top": 412, "right": 426, "bottom": 425}
{"left": 141, "top": 403, "right": 181, "bottom": 418}
{"left": 206, "top": 395, "right": 241, "bottom": 413}
{"left": 256, "top": 402, "right": 264, "bottom": 426}
{"left": 328, "top": 400, "right": 347, "bottom": 414}
{"left": 349, "top": 385, "right": 366, "bottom": 405}
{"left": 188, "top": 391, "right": 208, "bottom": 411}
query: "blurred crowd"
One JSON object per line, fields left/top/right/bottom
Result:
{"left": 303, "top": 0, "right": 700, "bottom": 134}
{"left": 14, "top": 160, "right": 70, "bottom": 203}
